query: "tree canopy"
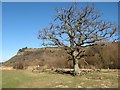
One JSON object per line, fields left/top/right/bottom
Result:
{"left": 38, "top": 3, "right": 117, "bottom": 49}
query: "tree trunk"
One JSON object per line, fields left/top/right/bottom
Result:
{"left": 72, "top": 50, "right": 81, "bottom": 75}
{"left": 73, "top": 57, "right": 80, "bottom": 75}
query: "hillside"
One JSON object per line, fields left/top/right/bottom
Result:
{"left": 3, "top": 42, "right": 119, "bottom": 69}
{"left": 4, "top": 47, "right": 69, "bottom": 68}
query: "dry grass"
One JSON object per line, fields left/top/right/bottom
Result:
{"left": 0, "top": 66, "right": 14, "bottom": 70}
{"left": 2, "top": 69, "right": 119, "bottom": 88}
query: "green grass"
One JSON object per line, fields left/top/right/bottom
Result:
{"left": 2, "top": 69, "right": 119, "bottom": 88}
{"left": 0, "top": 70, "right": 2, "bottom": 89}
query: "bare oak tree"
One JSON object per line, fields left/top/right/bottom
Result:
{"left": 38, "top": 3, "right": 117, "bottom": 75}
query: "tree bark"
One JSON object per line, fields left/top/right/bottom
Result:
{"left": 73, "top": 50, "right": 81, "bottom": 75}
{"left": 73, "top": 57, "right": 80, "bottom": 75}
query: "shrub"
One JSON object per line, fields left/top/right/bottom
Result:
{"left": 13, "top": 62, "right": 24, "bottom": 69}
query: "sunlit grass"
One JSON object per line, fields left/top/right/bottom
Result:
{"left": 2, "top": 69, "right": 119, "bottom": 88}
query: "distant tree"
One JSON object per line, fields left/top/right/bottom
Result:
{"left": 22, "top": 47, "right": 27, "bottom": 50}
{"left": 18, "top": 49, "right": 22, "bottom": 52}
{"left": 24, "top": 47, "right": 28, "bottom": 49}
{"left": 38, "top": 3, "right": 118, "bottom": 75}
{"left": 13, "top": 62, "right": 24, "bottom": 69}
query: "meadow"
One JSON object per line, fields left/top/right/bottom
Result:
{"left": 1, "top": 69, "right": 119, "bottom": 88}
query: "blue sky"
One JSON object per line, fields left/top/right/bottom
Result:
{"left": 1, "top": 2, "right": 118, "bottom": 62}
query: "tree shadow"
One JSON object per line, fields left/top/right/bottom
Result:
{"left": 54, "top": 69, "right": 74, "bottom": 76}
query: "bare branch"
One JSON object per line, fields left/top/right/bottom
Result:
{"left": 38, "top": 3, "right": 118, "bottom": 58}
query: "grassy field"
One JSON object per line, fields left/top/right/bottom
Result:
{"left": 2, "top": 69, "right": 119, "bottom": 88}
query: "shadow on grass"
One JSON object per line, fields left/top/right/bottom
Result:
{"left": 54, "top": 69, "right": 74, "bottom": 76}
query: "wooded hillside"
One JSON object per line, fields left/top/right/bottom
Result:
{"left": 3, "top": 42, "right": 119, "bottom": 69}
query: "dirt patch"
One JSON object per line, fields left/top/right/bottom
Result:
{"left": 0, "top": 66, "right": 14, "bottom": 70}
